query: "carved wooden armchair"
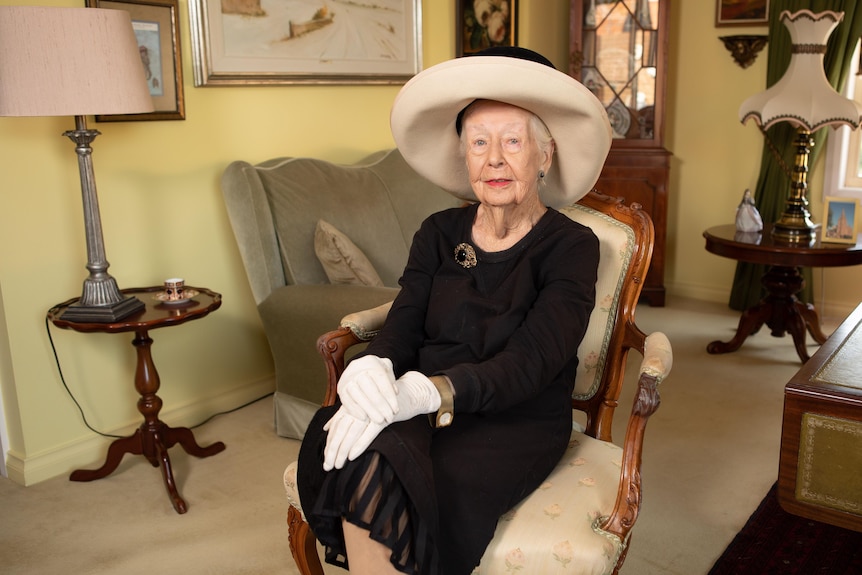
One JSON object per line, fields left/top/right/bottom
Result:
{"left": 283, "top": 190, "right": 673, "bottom": 575}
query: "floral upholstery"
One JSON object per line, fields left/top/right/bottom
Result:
{"left": 284, "top": 430, "right": 625, "bottom": 575}
{"left": 471, "top": 430, "right": 625, "bottom": 575}
{"left": 562, "top": 203, "right": 634, "bottom": 401}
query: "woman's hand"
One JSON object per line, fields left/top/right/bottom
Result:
{"left": 323, "top": 408, "right": 385, "bottom": 470}
{"left": 390, "top": 371, "right": 442, "bottom": 422}
{"left": 323, "top": 371, "right": 443, "bottom": 470}
{"left": 337, "top": 355, "right": 399, "bottom": 424}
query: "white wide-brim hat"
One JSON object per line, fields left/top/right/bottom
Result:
{"left": 390, "top": 48, "right": 612, "bottom": 208}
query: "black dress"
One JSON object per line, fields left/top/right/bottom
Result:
{"left": 298, "top": 203, "right": 599, "bottom": 575}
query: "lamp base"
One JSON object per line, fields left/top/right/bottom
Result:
{"left": 771, "top": 210, "right": 820, "bottom": 243}
{"left": 59, "top": 295, "right": 146, "bottom": 323}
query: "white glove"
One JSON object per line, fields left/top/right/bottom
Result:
{"left": 337, "top": 355, "right": 398, "bottom": 424}
{"left": 322, "top": 371, "right": 442, "bottom": 470}
{"left": 323, "top": 408, "right": 385, "bottom": 471}
{"left": 389, "top": 371, "right": 442, "bottom": 423}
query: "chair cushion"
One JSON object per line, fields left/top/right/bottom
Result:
{"left": 314, "top": 219, "right": 384, "bottom": 287}
{"left": 283, "top": 429, "right": 624, "bottom": 575}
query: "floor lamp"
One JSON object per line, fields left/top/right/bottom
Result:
{"left": 0, "top": 6, "right": 154, "bottom": 321}
{"left": 739, "top": 9, "right": 862, "bottom": 242}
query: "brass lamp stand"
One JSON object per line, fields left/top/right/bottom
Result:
{"left": 772, "top": 128, "right": 818, "bottom": 242}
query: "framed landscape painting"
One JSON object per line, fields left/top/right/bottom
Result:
{"left": 716, "top": 0, "right": 769, "bottom": 27}
{"left": 189, "top": 0, "right": 422, "bottom": 85}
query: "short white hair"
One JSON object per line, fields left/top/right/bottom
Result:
{"left": 458, "top": 101, "right": 555, "bottom": 158}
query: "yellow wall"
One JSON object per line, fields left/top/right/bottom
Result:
{"left": 0, "top": 0, "right": 859, "bottom": 485}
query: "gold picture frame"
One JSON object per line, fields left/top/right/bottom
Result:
{"left": 87, "top": 0, "right": 185, "bottom": 121}
{"left": 822, "top": 196, "right": 860, "bottom": 244}
{"left": 188, "top": 0, "right": 422, "bottom": 86}
{"left": 716, "top": 0, "right": 769, "bottom": 27}
{"left": 457, "top": 0, "right": 518, "bottom": 57}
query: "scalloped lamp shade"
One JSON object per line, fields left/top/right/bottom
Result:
{"left": 0, "top": 5, "right": 154, "bottom": 117}
{"left": 739, "top": 9, "right": 862, "bottom": 132}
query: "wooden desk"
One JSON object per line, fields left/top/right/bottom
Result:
{"left": 703, "top": 224, "right": 862, "bottom": 362}
{"left": 778, "top": 303, "right": 862, "bottom": 532}
{"left": 48, "top": 286, "right": 225, "bottom": 514}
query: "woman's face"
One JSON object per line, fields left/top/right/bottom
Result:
{"left": 462, "top": 100, "right": 552, "bottom": 210}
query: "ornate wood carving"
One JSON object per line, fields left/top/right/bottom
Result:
{"left": 719, "top": 35, "right": 768, "bottom": 69}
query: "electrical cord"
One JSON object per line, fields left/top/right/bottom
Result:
{"left": 45, "top": 317, "right": 272, "bottom": 438}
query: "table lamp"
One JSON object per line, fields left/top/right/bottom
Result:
{"left": 739, "top": 9, "right": 862, "bottom": 242}
{"left": 0, "top": 5, "right": 154, "bottom": 321}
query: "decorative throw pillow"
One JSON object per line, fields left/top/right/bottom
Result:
{"left": 314, "top": 219, "right": 384, "bottom": 287}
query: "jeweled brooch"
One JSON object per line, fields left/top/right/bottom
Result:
{"left": 454, "top": 243, "right": 477, "bottom": 268}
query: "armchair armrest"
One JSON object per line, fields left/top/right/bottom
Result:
{"left": 640, "top": 332, "right": 673, "bottom": 381}
{"left": 316, "top": 301, "right": 394, "bottom": 408}
{"left": 602, "top": 331, "right": 672, "bottom": 539}
{"left": 340, "top": 301, "right": 393, "bottom": 340}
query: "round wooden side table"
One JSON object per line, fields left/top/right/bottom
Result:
{"left": 703, "top": 224, "right": 862, "bottom": 362}
{"left": 47, "top": 286, "right": 224, "bottom": 514}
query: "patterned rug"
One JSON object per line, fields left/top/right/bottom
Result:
{"left": 709, "top": 483, "right": 862, "bottom": 574}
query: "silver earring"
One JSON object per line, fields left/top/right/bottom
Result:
{"left": 538, "top": 170, "right": 545, "bottom": 179}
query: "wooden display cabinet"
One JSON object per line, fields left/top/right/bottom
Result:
{"left": 570, "top": 0, "right": 671, "bottom": 306}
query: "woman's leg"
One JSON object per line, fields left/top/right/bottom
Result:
{"left": 342, "top": 519, "right": 402, "bottom": 575}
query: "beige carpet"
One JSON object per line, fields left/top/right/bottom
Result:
{"left": 0, "top": 297, "right": 844, "bottom": 575}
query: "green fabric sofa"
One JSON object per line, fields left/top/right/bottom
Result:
{"left": 221, "top": 149, "right": 462, "bottom": 439}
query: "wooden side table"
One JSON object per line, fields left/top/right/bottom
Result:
{"left": 48, "top": 286, "right": 225, "bottom": 514}
{"left": 703, "top": 224, "right": 862, "bottom": 362}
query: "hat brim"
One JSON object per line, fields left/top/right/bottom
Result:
{"left": 390, "top": 56, "right": 612, "bottom": 208}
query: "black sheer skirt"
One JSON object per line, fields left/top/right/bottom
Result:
{"left": 311, "top": 450, "right": 438, "bottom": 574}
{"left": 297, "top": 399, "right": 571, "bottom": 575}
{"left": 297, "top": 405, "right": 440, "bottom": 574}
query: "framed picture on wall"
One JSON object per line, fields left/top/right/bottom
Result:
{"left": 457, "top": 0, "right": 518, "bottom": 57}
{"left": 716, "top": 0, "right": 769, "bottom": 27}
{"left": 87, "top": 0, "right": 185, "bottom": 121}
{"left": 822, "top": 196, "right": 860, "bottom": 244}
{"left": 188, "top": 0, "right": 422, "bottom": 85}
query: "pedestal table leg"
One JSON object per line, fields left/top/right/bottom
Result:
{"left": 707, "top": 265, "right": 825, "bottom": 362}
{"left": 70, "top": 329, "right": 225, "bottom": 514}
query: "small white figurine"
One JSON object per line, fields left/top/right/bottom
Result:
{"left": 735, "top": 188, "right": 763, "bottom": 232}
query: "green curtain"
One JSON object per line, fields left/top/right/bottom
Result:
{"left": 729, "top": 0, "right": 862, "bottom": 311}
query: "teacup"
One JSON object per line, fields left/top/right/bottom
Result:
{"left": 163, "top": 278, "right": 185, "bottom": 301}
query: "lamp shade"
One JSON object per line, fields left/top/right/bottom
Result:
{"left": 0, "top": 6, "right": 154, "bottom": 117}
{"left": 739, "top": 10, "right": 862, "bottom": 132}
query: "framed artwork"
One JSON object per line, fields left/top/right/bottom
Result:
{"left": 822, "top": 196, "right": 860, "bottom": 244}
{"left": 188, "top": 0, "right": 422, "bottom": 86}
{"left": 457, "top": 0, "right": 517, "bottom": 57}
{"left": 87, "top": 0, "right": 185, "bottom": 121}
{"left": 716, "top": 0, "right": 769, "bottom": 27}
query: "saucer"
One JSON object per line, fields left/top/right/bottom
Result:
{"left": 154, "top": 288, "right": 199, "bottom": 305}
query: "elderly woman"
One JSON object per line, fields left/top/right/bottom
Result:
{"left": 297, "top": 47, "right": 611, "bottom": 575}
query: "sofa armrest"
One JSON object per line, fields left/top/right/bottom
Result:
{"left": 259, "top": 284, "right": 399, "bottom": 410}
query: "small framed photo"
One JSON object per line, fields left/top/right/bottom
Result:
{"left": 87, "top": 0, "right": 185, "bottom": 121}
{"left": 822, "top": 196, "right": 860, "bottom": 244}
{"left": 716, "top": 0, "right": 769, "bottom": 27}
{"left": 457, "top": 0, "right": 517, "bottom": 57}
